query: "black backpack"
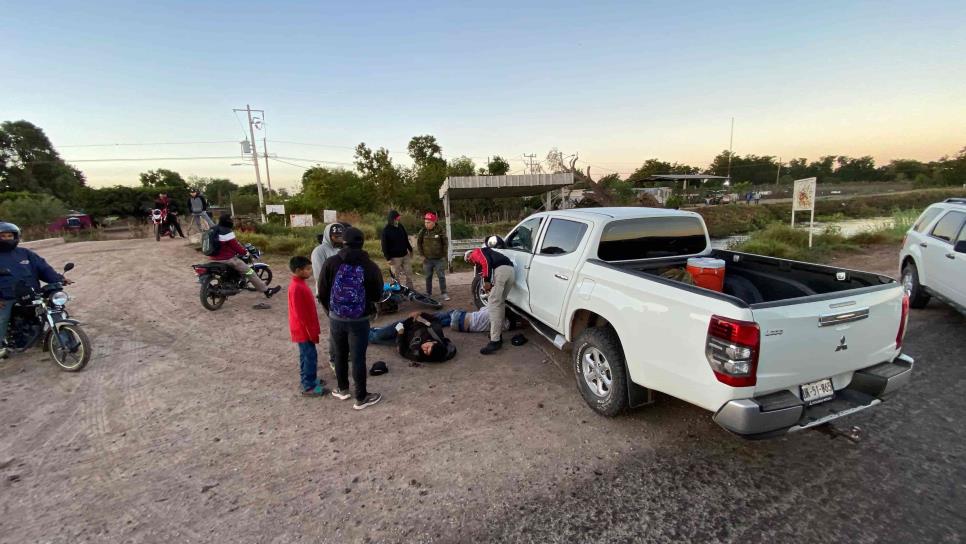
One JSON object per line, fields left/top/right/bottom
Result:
{"left": 201, "top": 228, "right": 221, "bottom": 256}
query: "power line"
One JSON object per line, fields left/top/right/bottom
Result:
{"left": 59, "top": 140, "right": 239, "bottom": 148}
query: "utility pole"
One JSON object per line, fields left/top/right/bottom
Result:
{"left": 262, "top": 137, "right": 273, "bottom": 194}
{"left": 726, "top": 117, "right": 734, "bottom": 184}
{"left": 233, "top": 104, "right": 266, "bottom": 222}
{"left": 776, "top": 156, "right": 782, "bottom": 185}
{"left": 523, "top": 153, "right": 538, "bottom": 175}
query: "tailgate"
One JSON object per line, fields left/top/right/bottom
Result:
{"left": 751, "top": 286, "right": 904, "bottom": 393}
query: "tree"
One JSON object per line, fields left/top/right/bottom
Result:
{"left": 708, "top": 151, "right": 779, "bottom": 185}
{"left": 407, "top": 135, "right": 443, "bottom": 168}
{"left": 834, "top": 156, "right": 880, "bottom": 181}
{"left": 301, "top": 167, "right": 376, "bottom": 212}
{"left": 202, "top": 179, "right": 239, "bottom": 206}
{"left": 447, "top": 156, "right": 476, "bottom": 177}
{"left": 355, "top": 142, "right": 404, "bottom": 204}
{"left": 884, "top": 159, "right": 930, "bottom": 181}
{"left": 0, "top": 120, "right": 86, "bottom": 202}
{"left": 487, "top": 156, "right": 511, "bottom": 175}
{"left": 139, "top": 169, "right": 186, "bottom": 189}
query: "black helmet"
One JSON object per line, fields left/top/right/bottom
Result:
{"left": 0, "top": 222, "right": 21, "bottom": 252}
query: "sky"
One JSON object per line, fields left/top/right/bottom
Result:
{"left": 4, "top": 0, "right": 965, "bottom": 190}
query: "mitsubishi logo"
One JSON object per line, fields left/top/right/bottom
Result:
{"left": 835, "top": 336, "right": 848, "bottom": 352}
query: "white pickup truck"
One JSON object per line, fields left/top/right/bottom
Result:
{"left": 476, "top": 207, "right": 914, "bottom": 438}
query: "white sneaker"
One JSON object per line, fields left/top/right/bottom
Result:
{"left": 442, "top": 293, "right": 451, "bottom": 301}
{"left": 0, "top": 347, "right": 9, "bottom": 359}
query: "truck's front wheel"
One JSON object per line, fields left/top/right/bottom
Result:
{"left": 574, "top": 327, "right": 629, "bottom": 417}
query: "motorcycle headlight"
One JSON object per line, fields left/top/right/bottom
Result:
{"left": 50, "top": 291, "right": 70, "bottom": 306}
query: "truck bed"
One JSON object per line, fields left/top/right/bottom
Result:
{"left": 607, "top": 249, "right": 897, "bottom": 307}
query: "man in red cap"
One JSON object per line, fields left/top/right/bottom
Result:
{"left": 417, "top": 211, "right": 449, "bottom": 301}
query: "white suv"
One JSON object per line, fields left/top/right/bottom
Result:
{"left": 900, "top": 198, "right": 966, "bottom": 313}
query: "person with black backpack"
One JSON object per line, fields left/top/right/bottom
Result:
{"left": 206, "top": 215, "right": 281, "bottom": 299}
{"left": 317, "top": 227, "right": 384, "bottom": 410}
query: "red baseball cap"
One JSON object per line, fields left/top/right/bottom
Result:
{"left": 424, "top": 212, "right": 438, "bottom": 222}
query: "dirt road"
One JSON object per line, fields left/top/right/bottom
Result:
{"left": 1, "top": 239, "right": 964, "bottom": 543}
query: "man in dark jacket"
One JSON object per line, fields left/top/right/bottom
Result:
{"left": 380, "top": 210, "right": 414, "bottom": 290}
{"left": 318, "top": 227, "right": 385, "bottom": 410}
{"left": 465, "top": 247, "right": 514, "bottom": 354}
{"left": 0, "top": 222, "right": 69, "bottom": 358}
{"left": 369, "top": 311, "right": 457, "bottom": 363}
{"left": 186, "top": 188, "right": 215, "bottom": 233}
{"left": 416, "top": 212, "right": 449, "bottom": 300}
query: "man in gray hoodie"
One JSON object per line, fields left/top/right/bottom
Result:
{"left": 312, "top": 222, "right": 347, "bottom": 370}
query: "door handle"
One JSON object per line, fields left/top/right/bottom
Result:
{"left": 919, "top": 242, "right": 928, "bottom": 248}
{"left": 947, "top": 253, "right": 956, "bottom": 259}
{"left": 554, "top": 273, "right": 569, "bottom": 281}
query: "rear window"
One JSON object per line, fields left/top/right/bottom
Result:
{"left": 597, "top": 216, "right": 708, "bottom": 261}
{"left": 912, "top": 207, "right": 943, "bottom": 232}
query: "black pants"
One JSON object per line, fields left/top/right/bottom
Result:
{"left": 166, "top": 216, "right": 184, "bottom": 237}
{"left": 330, "top": 319, "right": 370, "bottom": 401}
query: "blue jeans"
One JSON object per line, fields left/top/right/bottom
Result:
{"left": 0, "top": 299, "right": 13, "bottom": 347}
{"left": 297, "top": 342, "right": 318, "bottom": 391}
{"left": 368, "top": 312, "right": 451, "bottom": 345}
{"left": 423, "top": 258, "right": 447, "bottom": 295}
{"left": 330, "top": 319, "right": 371, "bottom": 402}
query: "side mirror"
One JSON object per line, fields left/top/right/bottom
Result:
{"left": 64, "top": 262, "right": 75, "bottom": 272}
{"left": 0, "top": 268, "right": 10, "bottom": 276}
{"left": 955, "top": 240, "right": 966, "bottom": 254}
{"left": 485, "top": 235, "right": 505, "bottom": 249}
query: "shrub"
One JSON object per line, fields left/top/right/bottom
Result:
{"left": 0, "top": 194, "right": 67, "bottom": 227}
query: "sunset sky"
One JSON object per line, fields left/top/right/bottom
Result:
{"left": 4, "top": 0, "right": 965, "bottom": 190}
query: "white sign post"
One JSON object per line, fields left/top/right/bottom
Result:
{"left": 323, "top": 209, "right": 338, "bottom": 224}
{"left": 792, "top": 177, "right": 817, "bottom": 248}
{"left": 266, "top": 204, "right": 286, "bottom": 226}
{"left": 289, "top": 214, "right": 315, "bottom": 228}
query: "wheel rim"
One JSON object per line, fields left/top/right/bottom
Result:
{"left": 581, "top": 347, "right": 613, "bottom": 398}
{"left": 902, "top": 271, "right": 914, "bottom": 294}
{"left": 205, "top": 281, "right": 225, "bottom": 307}
{"left": 477, "top": 283, "right": 489, "bottom": 306}
{"left": 51, "top": 328, "right": 84, "bottom": 369}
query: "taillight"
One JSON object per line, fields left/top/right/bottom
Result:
{"left": 193, "top": 266, "right": 206, "bottom": 276}
{"left": 706, "top": 315, "right": 760, "bottom": 387}
{"left": 896, "top": 292, "right": 910, "bottom": 350}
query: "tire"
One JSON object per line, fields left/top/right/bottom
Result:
{"left": 408, "top": 291, "right": 442, "bottom": 309}
{"left": 47, "top": 324, "right": 91, "bottom": 372}
{"left": 155, "top": 224, "right": 161, "bottom": 241}
{"left": 255, "top": 264, "right": 272, "bottom": 287}
{"left": 471, "top": 275, "right": 489, "bottom": 309}
{"left": 573, "top": 327, "right": 629, "bottom": 417}
{"left": 200, "top": 277, "right": 226, "bottom": 311}
{"left": 902, "top": 262, "right": 930, "bottom": 309}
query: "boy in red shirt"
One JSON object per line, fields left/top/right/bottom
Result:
{"left": 288, "top": 256, "right": 327, "bottom": 396}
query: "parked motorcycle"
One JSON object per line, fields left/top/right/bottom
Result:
{"left": 191, "top": 244, "right": 273, "bottom": 311}
{"left": 0, "top": 263, "right": 91, "bottom": 371}
{"left": 151, "top": 208, "right": 177, "bottom": 241}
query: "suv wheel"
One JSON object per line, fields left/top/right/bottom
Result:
{"left": 901, "top": 262, "right": 930, "bottom": 309}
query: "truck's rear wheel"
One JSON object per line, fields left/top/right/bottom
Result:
{"left": 573, "top": 327, "right": 629, "bottom": 417}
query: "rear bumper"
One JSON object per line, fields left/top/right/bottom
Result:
{"left": 713, "top": 354, "right": 914, "bottom": 439}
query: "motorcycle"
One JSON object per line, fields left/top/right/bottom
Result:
{"left": 0, "top": 263, "right": 91, "bottom": 371}
{"left": 191, "top": 244, "right": 273, "bottom": 311}
{"left": 378, "top": 271, "right": 442, "bottom": 310}
{"left": 151, "top": 208, "right": 177, "bottom": 241}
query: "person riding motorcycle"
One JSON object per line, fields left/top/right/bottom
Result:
{"left": 0, "top": 222, "right": 71, "bottom": 358}
{"left": 154, "top": 191, "right": 185, "bottom": 238}
{"left": 208, "top": 215, "right": 281, "bottom": 299}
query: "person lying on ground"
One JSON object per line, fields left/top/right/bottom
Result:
{"left": 368, "top": 311, "right": 457, "bottom": 363}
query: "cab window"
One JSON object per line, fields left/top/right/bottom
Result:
{"left": 506, "top": 217, "right": 543, "bottom": 252}
{"left": 539, "top": 219, "right": 588, "bottom": 256}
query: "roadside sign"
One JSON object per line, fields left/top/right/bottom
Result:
{"left": 323, "top": 209, "right": 338, "bottom": 223}
{"left": 266, "top": 204, "right": 285, "bottom": 215}
{"left": 792, "top": 177, "right": 817, "bottom": 247}
{"left": 290, "top": 214, "right": 314, "bottom": 228}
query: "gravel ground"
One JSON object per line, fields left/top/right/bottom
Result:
{"left": 0, "top": 239, "right": 962, "bottom": 543}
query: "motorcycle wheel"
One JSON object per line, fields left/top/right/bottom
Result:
{"left": 243, "top": 265, "right": 273, "bottom": 291}
{"left": 155, "top": 224, "right": 161, "bottom": 241}
{"left": 47, "top": 324, "right": 91, "bottom": 372}
{"left": 407, "top": 290, "right": 443, "bottom": 310}
{"left": 200, "top": 277, "right": 227, "bottom": 311}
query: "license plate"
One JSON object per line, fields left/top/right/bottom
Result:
{"left": 800, "top": 378, "right": 835, "bottom": 405}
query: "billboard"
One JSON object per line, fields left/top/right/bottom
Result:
{"left": 793, "top": 177, "right": 816, "bottom": 211}
{"left": 290, "top": 214, "right": 315, "bottom": 228}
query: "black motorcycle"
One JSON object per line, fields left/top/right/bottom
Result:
{"left": 0, "top": 263, "right": 91, "bottom": 371}
{"left": 191, "top": 244, "right": 273, "bottom": 311}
